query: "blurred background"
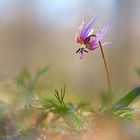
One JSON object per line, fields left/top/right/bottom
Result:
{"left": 0, "top": 0, "right": 140, "bottom": 98}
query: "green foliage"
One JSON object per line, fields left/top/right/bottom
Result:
{"left": 0, "top": 66, "right": 49, "bottom": 137}
{"left": 111, "top": 87, "right": 140, "bottom": 120}
{"left": 41, "top": 85, "right": 68, "bottom": 114}
{"left": 16, "top": 68, "right": 31, "bottom": 88}
{"left": 15, "top": 66, "right": 49, "bottom": 109}
{"left": 35, "top": 66, "right": 49, "bottom": 81}
{"left": 113, "top": 87, "right": 140, "bottom": 109}
{"left": 112, "top": 108, "right": 133, "bottom": 120}
{"left": 66, "top": 111, "right": 84, "bottom": 132}
{"left": 16, "top": 66, "right": 49, "bottom": 92}
{"left": 65, "top": 103, "right": 93, "bottom": 132}
{"left": 40, "top": 86, "right": 93, "bottom": 133}
{"left": 0, "top": 66, "right": 140, "bottom": 137}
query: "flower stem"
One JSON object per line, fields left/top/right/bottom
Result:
{"left": 99, "top": 41, "right": 112, "bottom": 109}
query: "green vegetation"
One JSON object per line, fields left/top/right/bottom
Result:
{"left": 0, "top": 66, "right": 140, "bottom": 137}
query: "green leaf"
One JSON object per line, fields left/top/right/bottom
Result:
{"left": 16, "top": 67, "right": 31, "bottom": 87}
{"left": 35, "top": 66, "right": 49, "bottom": 81}
{"left": 114, "top": 87, "right": 140, "bottom": 109}
{"left": 41, "top": 98, "right": 68, "bottom": 114}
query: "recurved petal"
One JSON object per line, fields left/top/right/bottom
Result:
{"left": 102, "top": 41, "right": 112, "bottom": 46}
{"left": 95, "top": 23, "right": 111, "bottom": 43}
{"left": 87, "top": 40, "right": 112, "bottom": 51}
{"left": 75, "top": 20, "right": 85, "bottom": 42}
{"left": 87, "top": 28, "right": 94, "bottom": 36}
{"left": 80, "top": 15, "right": 99, "bottom": 40}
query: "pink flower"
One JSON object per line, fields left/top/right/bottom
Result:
{"left": 75, "top": 16, "right": 111, "bottom": 59}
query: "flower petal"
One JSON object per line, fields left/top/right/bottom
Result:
{"left": 102, "top": 41, "right": 112, "bottom": 46}
{"left": 95, "top": 23, "right": 111, "bottom": 43}
{"left": 88, "top": 40, "right": 112, "bottom": 51}
{"left": 75, "top": 20, "right": 85, "bottom": 42}
{"left": 86, "top": 42, "right": 98, "bottom": 50}
{"left": 80, "top": 52, "right": 83, "bottom": 60}
{"left": 80, "top": 15, "right": 99, "bottom": 40}
{"left": 87, "top": 28, "right": 94, "bottom": 36}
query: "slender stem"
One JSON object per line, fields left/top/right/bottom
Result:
{"left": 99, "top": 41, "right": 112, "bottom": 109}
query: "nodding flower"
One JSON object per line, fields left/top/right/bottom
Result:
{"left": 75, "top": 15, "right": 111, "bottom": 59}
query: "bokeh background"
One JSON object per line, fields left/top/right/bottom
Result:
{"left": 0, "top": 0, "right": 140, "bottom": 98}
